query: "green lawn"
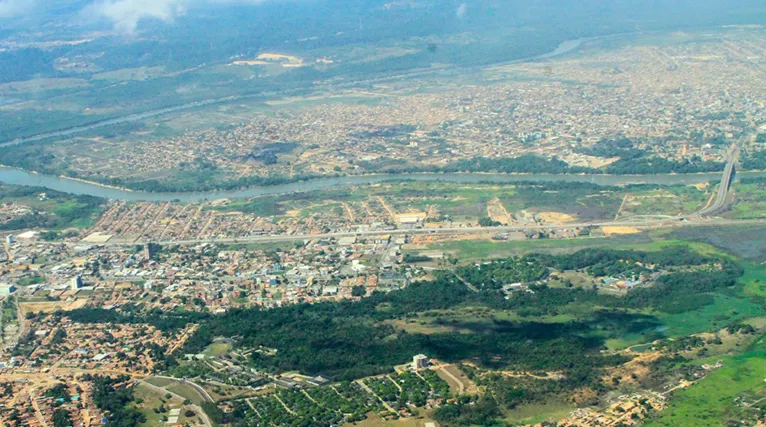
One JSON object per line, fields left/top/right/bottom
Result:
{"left": 203, "top": 342, "right": 232, "bottom": 358}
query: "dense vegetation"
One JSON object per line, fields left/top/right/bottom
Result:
{"left": 81, "top": 375, "right": 146, "bottom": 426}
{"left": 605, "top": 156, "right": 723, "bottom": 174}
{"left": 67, "top": 247, "right": 738, "bottom": 385}
{"left": 576, "top": 138, "right": 724, "bottom": 174}
{"left": 60, "top": 245, "right": 752, "bottom": 426}
{"left": 741, "top": 149, "right": 766, "bottom": 171}
{"left": 0, "top": 185, "right": 105, "bottom": 231}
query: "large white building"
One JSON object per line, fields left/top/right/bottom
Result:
{"left": 0, "top": 283, "right": 15, "bottom": 294}
{"left": 413, "top": 354, "right": 428, "bottom": 370}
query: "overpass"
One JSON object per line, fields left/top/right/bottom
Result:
{"left": 697, "top": 145, "right": 739, "bottom": 217}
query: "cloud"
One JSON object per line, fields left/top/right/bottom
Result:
{"left": 86, "top": 0, "right": 186, "bottom": 32}
{"left": 0, "top": 0, "right": 34, "bottom": 18}
{"left": 85, "top": 0, "right": 273, "bottom": 33}
{"left": 455, "top": 2, "right": 467, "bottom": 19}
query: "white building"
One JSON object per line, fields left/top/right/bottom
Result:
{"left": 70, "top": 276, "right": 84, "bottom": 291}
{"left": 413, "top": 354, "right": 428, "bottom": 370}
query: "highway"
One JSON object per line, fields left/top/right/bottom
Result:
{"left": 85, "top": 217, "right": 766, "bottom": 248}
{"left": 697, "top": 144, "right": 739, "bottom": 217}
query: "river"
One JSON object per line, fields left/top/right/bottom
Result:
{"left": 3, "top": 31, "right": 750, "bottom": 201}
{"left": 0, "top": 36, "right": 589, "bottom": 148}
{"left": 4, "top": 167, "right": 765, "bottom": 202}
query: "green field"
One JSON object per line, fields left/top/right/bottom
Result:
{"left": 203, "top": 342, "right": 232, "bottom": 358}
{"left": 504, "top": 401, "right": 574, "bottom": 425}
{"left": 729, "top": 181, "right": 766, "bottom": 219}
{"left": 413, "top": 233, "right": 652, "bottom": 261}
{"left": 646, "top": 335, "right": 766, "bottom": 426}
{"left": 132, "top": 382, "right": 196, "bottom": 427}
{"left": 741, "top": 262, "right": 766, "bottom": 298}
{"left": 619, "top": 185, "right": 709, "bottom": 217}
{"left": 0, "top": 184, "right": 105, "bottom": 231}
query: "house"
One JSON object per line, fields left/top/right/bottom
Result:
{"left": 371, "top": 235, "right": 391, "bottom": 245}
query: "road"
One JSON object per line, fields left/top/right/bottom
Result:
{"left": 138, "top": 379, "right": 213, "bottom": 427}
{"left": 697, "top": 144, "right": 739, "bottom": 217}
{"left": 151, "top": 375, "right": 215, "bottom": 402}
{"left": 85, "top": 217, "right": 765, "bottom": 247}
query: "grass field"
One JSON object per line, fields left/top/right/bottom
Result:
{"left": 349, "top": 413, "right": 440, "bottom": 427}
{"left": 504, "top": 401, "right": 574, "bottom": 425}
{"left": 740, "top": 261, "right": 766, "bottom": 298}
{"left": 144, "top": 377, "right": 175, "bottom": 388}
{"left": 618, "top": 185, "right": 708, "bottom": 217}
{"left": 646, "top": 335, "right": 766, "bottom": 426}
{"left": 165, "top": 382, "right": 207, "bottom": 405}
{"left": 203, "top": 342, "right": 232, "bottom": 358}
{"left": 412, "top": 233, "right": 652, "bottom": 261}
{"left": 671, "top": 225, "right": 766, "bottom": 262}
{"left": 729, "top": 181, "right": 766, "bottom": 219}
{"left": 143, "top": 377, "right": 207, "bottom": 405}
{"left": 132, "top": 382, "right": 193, "bottom": 427}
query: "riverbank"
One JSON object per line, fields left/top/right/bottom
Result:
{"left": 2, "top": 165, "right": 765, "bottom": 203}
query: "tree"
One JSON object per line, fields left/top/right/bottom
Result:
{"left": 478, "top": 217, "right": 501, "bottom": 227}
{"left": 52, "top": 409, "right": 71, "bottom": 427}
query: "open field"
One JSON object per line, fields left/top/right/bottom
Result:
{"left": 741, "top": 262, "right": 766, "bottom": 298}
{"left": 646, "top": 336, "right": 766, "bottom": 427}
{"left": 18, "top": 299, "right": 88, "bottom": 316}
{"left": 131, "top": 382, "right": 194, "bottom": 427}
{"left": 203, "top": 342, "right": 232, "bottom": 358}
{"left": 165, "top": 382, "right": 208, "bottom": 405}
{"left": 504, "top": 401, "right": 574, "bottom": 426}
{"left": 348, "top": 413, "right": 440, "bottom": 427}
{"left": 671, "top": 225, "right": 766, "bottom": 262}
{"left": 616, "top": 186, "right": 709, "bottom": 218}
{"left": 729, "top": 180, "right": 766, "bottom": 219}
{"left": 436, "top": 365, "right": 477, "bottom": 395}
{"left": 408, "top": 233, "right": 652, "bottom": 261}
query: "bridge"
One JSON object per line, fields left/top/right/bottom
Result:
{"left": 697, "top": 144, "right": 739, "bottom": 217}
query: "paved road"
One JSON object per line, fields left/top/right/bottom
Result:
{"left": 698, "top": 144, "right": 739, "bottom": 217}
{"left": 90, "top": 217, "right": 765, "bottom": 247}
{"left": 151, "top": 375, "right": 215, "bottom": 402}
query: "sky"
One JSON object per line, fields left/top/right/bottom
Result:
{"left": 0, "top": 0, "right": 275, "bottom": 32}
{"left": 0, "top": 0, "right": 34, "bottom": 18}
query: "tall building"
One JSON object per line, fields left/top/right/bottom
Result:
{"left": 413, "top": 354, "right": 428, "bottom": 370}
{"left": 70, "top": 276, "right": 84, "bottom": 291}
